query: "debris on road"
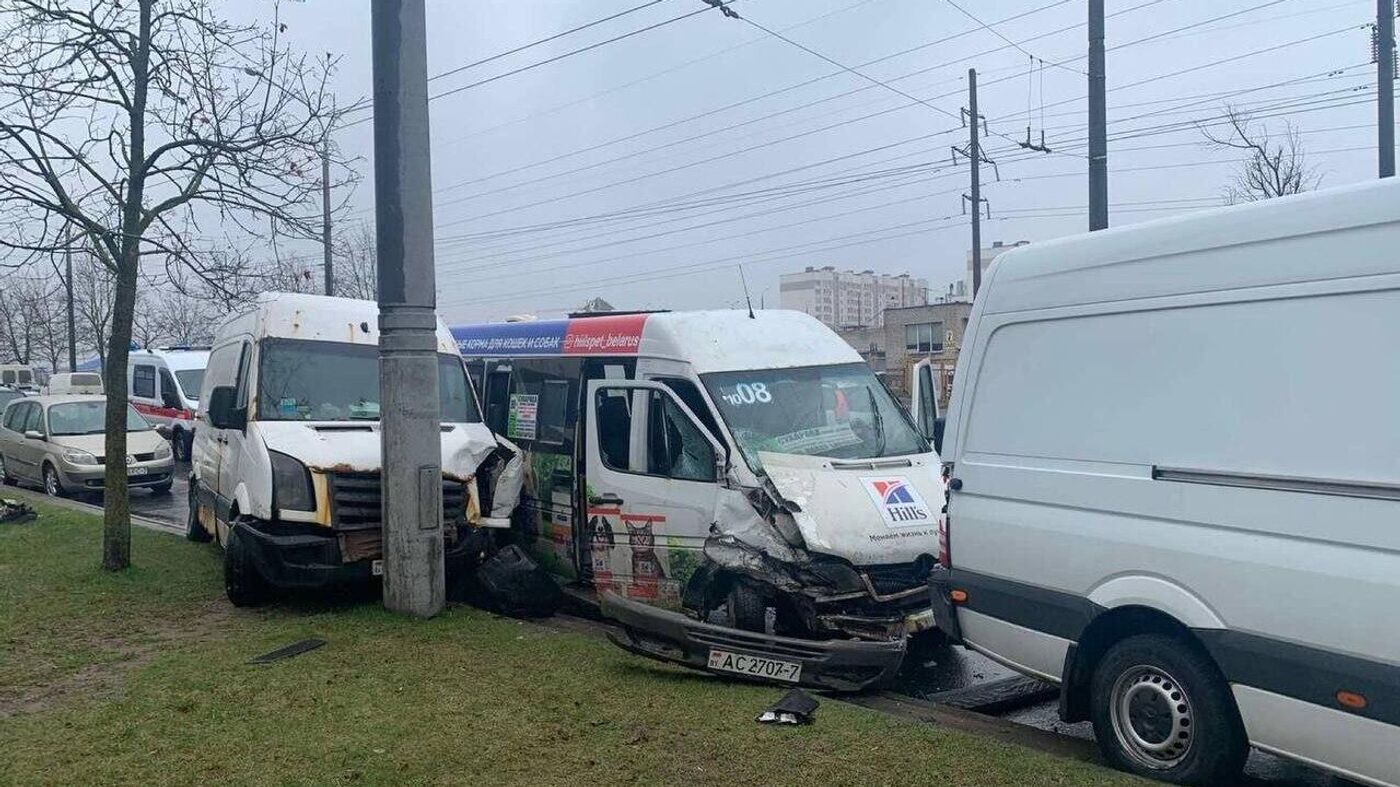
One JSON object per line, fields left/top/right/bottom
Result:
{"left": 756, "top": 688, "right": 819, "bottom": 725}
{"left": 1, "top": 498, "right": 36, "bottom": 525}
{"left": 248, "top": 638, "right": 327, "bottom": 665}
{"left": 474, "top": 544, "right": 562, "bottom": 618}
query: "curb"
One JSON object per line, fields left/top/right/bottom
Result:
{"left": 0, "top": 485, "right": 184, "bottom": 537}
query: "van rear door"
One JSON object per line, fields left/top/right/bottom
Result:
{"left": 584, "top": 380, "right": 724, "bottom": 604}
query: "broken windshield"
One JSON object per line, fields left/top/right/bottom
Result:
{"left": 702, "top": 363, "right": 928, "bottom": 472}
{"left": 256, "top": 339, "right": 479, "bottom": 423}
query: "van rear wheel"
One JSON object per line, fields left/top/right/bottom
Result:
{"left": 1090, "top": 633, "right": 1247, "bottom": 785}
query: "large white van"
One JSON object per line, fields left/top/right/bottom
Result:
{"left": 928, "top": 180, "right": 1400, "bottom": 786}
{"left": 455, "top": 310, "right": 944, "bottom": 690}
{"left": 189, "top": 293, "right": 521, "bottom": 606}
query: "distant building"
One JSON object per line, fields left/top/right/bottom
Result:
{"left": 847, "top": 301, "right": 974, "bottom": 404}
{"left": 966, "top": 240, "right": 1030, "bottom": 295}
{"left": 779, "top": 267, "right": 927, "bottom": 329}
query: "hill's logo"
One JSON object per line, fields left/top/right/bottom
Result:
{"left": 862, "top": 477, "right": 934, "bottom": 527}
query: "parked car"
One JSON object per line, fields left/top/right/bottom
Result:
{"left": 128, "top": 347, "right": 209, "bottom": 461}
{"left": 927, "top": 179, "right": 1400, "bottom": 786}
{"left": 0, "top": 394, "right": 174, "bottom": 497}
{"left": 45, "top": 371, "right": 104, "bottom": 396}
{"left": 188, "top": 292, "right": 523, "bottom": 607}
{"left": 457, "top": 309, "right": 943, "bottom": 690}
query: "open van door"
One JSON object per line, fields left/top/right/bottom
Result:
{"left": 909, "top": 358, "right": 944, "bottom": 453}
{"left": 583, "top": 379, "right": 726, "bottom": 601}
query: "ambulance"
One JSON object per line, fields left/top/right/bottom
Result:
{"left": 455, "top": 310, "right": 946, "bottom": 690}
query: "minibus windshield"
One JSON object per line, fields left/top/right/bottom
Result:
{"left": 703, "top": 363, "right": 928, "bottom": 471}
{"left": 256, "top": 339, "right": 480, "bottom": 423}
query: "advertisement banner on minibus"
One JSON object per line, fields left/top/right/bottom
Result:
{"left": 452, "top": 315, "right": 647, "bottom": 356}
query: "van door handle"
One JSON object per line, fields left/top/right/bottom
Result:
{"left": 589, "top": 493, "right": 624, "bottom": 507}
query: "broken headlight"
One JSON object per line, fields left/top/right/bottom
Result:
{"left": 270, "top": 451, "right": 314, "bottom": 512}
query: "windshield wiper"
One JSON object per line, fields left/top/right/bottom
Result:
{"left": 866, "top": 388, "right": 887, "bottom": 456}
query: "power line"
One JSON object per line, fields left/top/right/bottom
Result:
{"left": 942, "top": 0, "right": 1085, "bottom": 75}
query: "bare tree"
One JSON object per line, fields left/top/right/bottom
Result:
{"left": 0, "top": 0, "right": 348, "bottom": 569}
{"left": 1201, "top": 106, "right": 1321, "bottom": 203}
{"left": 72, "top": 258, "right": 115, "bottom": 369}
{"left": 335, "top": 222, "right": 378, "bottom": 301}
{"left": 0, "top": 271, "right": 44, "bottom": 364}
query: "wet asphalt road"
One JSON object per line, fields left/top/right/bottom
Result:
{"left": 107, "top": 464, "right": 1351, "bottom": 786}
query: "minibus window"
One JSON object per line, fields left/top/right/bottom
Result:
{"left": 132, "top": 364, "right": 156, "bottom": 398}
{"left": 645, "top": 390, "right": 716, "bottom": 482}
{"left": 175, "top": 369, "right": 204, "bottom": 401}
{"left": 656, "top": 378, "right": 721, "bottom": 438}
{"left": 702, "top": 363, "right": 928, "bottom": 472}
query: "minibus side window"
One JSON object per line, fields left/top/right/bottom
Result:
{"left": 596, "top": 390, "right": 632, "bottom": 471}
{"left": 645, "top": 390, "right": 716, "bottom": 483}
{"left": 656, "top": 378, "right": 721, "bottom": 439}
{"left": 484, "top": 367, "right": 511, "bottom": 435}
{"left": 132, "top": 364, "right": 156, "bottom": 398}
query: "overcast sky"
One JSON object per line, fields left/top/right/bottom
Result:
{"left": 238, "top": 0, "right": 1392, "bottom": 323}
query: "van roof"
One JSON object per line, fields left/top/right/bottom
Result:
{"left": 979, "top": 178, "right": 1400, "bottom": 315}
{"left": 214, "top": 292, "right": 459, "bottom": 354}
{"left": 129, "top": 348, "right": 210, "bottom": 370}
{"left": 452, "top": 309, "right": 861, "bottom": 373}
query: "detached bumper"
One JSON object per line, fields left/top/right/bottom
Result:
{"left": 601, "top": 592, "right": 906, "bottom": 692}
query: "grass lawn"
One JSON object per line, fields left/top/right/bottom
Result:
{"left": 0, "top": 501, "right": 1144, "bottom": 786}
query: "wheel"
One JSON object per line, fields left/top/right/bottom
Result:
{"left": 170, "top": 429, "right": 187, "bottom": 461}
{"left": 43, "top": 463, "right": 67, "bottom": 498}
{"left": 224, "top": 524, "right": 271, "bottom": 607}
{"left": 0, "top": 453, "right": 14, "bottom": 485}
{"left": 1090, "top": 633, "right": 1247, "bottom": 785}
{"left": 185, "top": 479, "right": 211, "bottom": 542}
{"left": 150, "top": 481, "right": 173, "bottom": 496}
{"left": 726, "top": 584, "right": 768, "bottom": 633}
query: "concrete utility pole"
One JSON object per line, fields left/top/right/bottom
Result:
{"left": 1088, "top": 0, "right": 1108, "bottom": 230}
{"left": 1380, "top": 0, "right": 1396, "bottom": 178}
{"left": 322, "top": 141, "right": 334, "bottom": 295}
{"left": 968, "top": 69, "right": 983, "bottom": 298}
{"left": 64, "top": 225, "right": 76, "bottom": 371}
{"left": 371, "top": 0, "right": 445, "bottom": 618}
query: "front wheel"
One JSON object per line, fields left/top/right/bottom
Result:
{"left": 185, "top": 479, "right": 211, "bottom": 543}
{"left": 43, "top": 464, "right": 67, "bottom": 498}
{"left": 1090, "top": 633, "right": 1247, "bottom": 785}
{"left": 0, "top": 454, "right": 14, "bottom": 485}
{"left": 726, "top": 584, "right": 768, "bottom": 633}
{"left": 224, "top": 525, "right": 271, "bottom": 607}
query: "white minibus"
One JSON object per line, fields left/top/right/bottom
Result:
{"left": 456, "top": 309, "right": 945, "bottom": 690}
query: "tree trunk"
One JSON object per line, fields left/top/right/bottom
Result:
{"left": 100, "top": 0, "right": 151, "bottom": 572}
{"left": 101, "top": 260, "right": 138, "bottom": 571}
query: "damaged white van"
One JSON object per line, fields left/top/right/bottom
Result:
{"left": 189, "top": 293, "right": 522, "bottom": 606}
{"left": 456, "top": 310, "right": 945, "bottom": 690}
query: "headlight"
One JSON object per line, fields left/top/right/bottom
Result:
{"left": 154, "top": 441, "right": 172, "bottom": 460}
{"left": 62, "top": 448, "right": 98, "bottom": 466}
{"left": 270, "top": 451, "right": 314, "bottom": 512}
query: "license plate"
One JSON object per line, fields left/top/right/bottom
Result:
{"left": 371, "top": 559, "right": 383, "bottom": 576}
{"left": 128, "top": 466, "right": 147, "bottom": 476}
{"left": 706, "top": 648, "right": 802, "bottom": 683}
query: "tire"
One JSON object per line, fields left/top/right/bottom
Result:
{"left": 42, "top": 463, "right": 67, "bottom": 498}
{"left": 170, "top": 429, "right": 187, "bottom": 462}
{"left": 726, "top": 584, "right": 768, "bottom": 633}
{"left": 0, "top": 454, "right": 14, "bottom": 485}
{"left": 185, "top": 479, "right": 211, "bottom": 542}
{"left": 1090, "top": 633, "right": 1248, "bottom": 785}
{"left": 224, "top": 524, "right": 271, "bottom": 607}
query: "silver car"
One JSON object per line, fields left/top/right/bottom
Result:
{"left": 0, "top": 395, "right": 174, "bottom": 497}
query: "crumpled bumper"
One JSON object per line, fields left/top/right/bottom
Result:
{"left": 600, "top": 592, "right": 906, "bottom": 692}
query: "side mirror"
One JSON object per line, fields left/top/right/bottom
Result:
{"left": 932, "top": 417, "right": 946, "bottom": 455}
{"left": 207, "top": 385, "right": 245, "bottom": 431}
{"left": 23, "top": 429, "right": 44, "bottom": 441}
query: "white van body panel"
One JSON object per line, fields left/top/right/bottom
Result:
{"left": 943, "top": 179, "right": 1400, "bottom": 787}
{"left": 635, "top": 310, "right": 863, "bottom": 373}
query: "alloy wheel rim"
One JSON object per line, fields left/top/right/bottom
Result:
{"left": 1110, "top": 664, "right": 1194, "bottom": 770}
{"left": 45, "top": 468, "right": 58, "bottom": 496}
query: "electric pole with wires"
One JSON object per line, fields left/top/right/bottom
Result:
{"left": 954, "top": 69, "right": 992, "bottom": 298}
{"left": 1377, "top": 0, "right": 1396, "bottom": 177}
{"left": 1089, "top": 0, "right": 1108, "bottom": 230}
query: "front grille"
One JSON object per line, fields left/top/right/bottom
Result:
{"left": 327, "top": 472, "right": 466, "bottom": 530}
{"left": 863, "top": 562, "right": 932, "bottom": 595}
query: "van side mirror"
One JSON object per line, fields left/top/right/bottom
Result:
{"left": 932, "top": 417, "right": 945, "bottom": 455}
{"left": 207, "top": 385, "right": 244, "bottom": 431}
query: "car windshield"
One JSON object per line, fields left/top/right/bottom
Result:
{"left": 49, "top": 401, "right": 151, "bottom": 435}
{"left": 174, "top": 369, "right": 204, "bottom": 400}
{"left": 256, "top": 339, "right": 480, "bottom": 423}
{"left": 703, "top": 363, "right": 928, "bottom": 472}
